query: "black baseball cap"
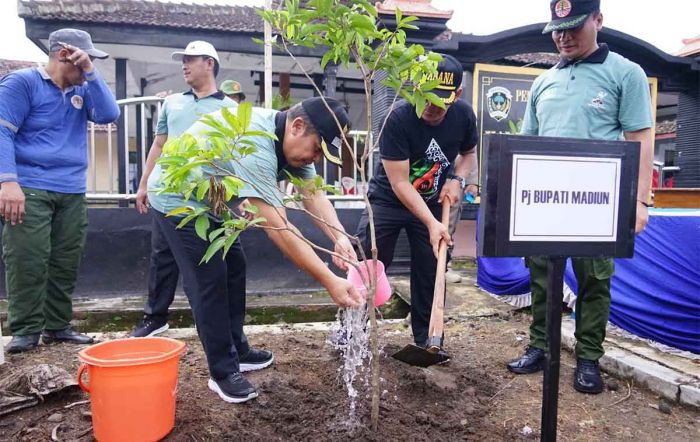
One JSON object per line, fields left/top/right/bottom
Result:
{"left": 543, "top": 0, "right": 600, "bottom": 34}
{"left": 48, "top": 28, "right": 109, "bottom": 59}
{"left": 300, "top": 97, "right": 351, "bottom": 166}
{"left": 426, "top": 54, "right": 462, "bottom": 106}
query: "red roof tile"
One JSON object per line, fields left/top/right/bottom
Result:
{"left": 676, "top": 35, "right": 700, "bottom": 58}
{"left": 18, "top": 0, "right": 265, "bottom": 33}
{"left": 376, "top": 0, "right": 452, "bottom": 20}
{"left": 656, "top": 119, "right": 676, "bottom": 135}
{"left": 0, "top": 58, "right": 43, "bottom": 79}
{"left": 504, "top": 53, "right": 560, "bottom": 67}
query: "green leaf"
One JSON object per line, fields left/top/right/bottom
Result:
{"left": 209, "top": 227, "right": 226, "bottom": 241}
{"left": 424, "top": 92, "right": 446, "bottom": 109}
{"left": 195, "top": 215, "right": 210, "bottom": 240}
{"left": 244, "top": 203, "right": 259, "bottom": 214}
{"left": 222, "top": 231, "right": 242, "bottom": 257}
{"left": 418, "top": 79, "right": 440, "bottom": 92}
{"left": 320, "top": 50, "right": 335, "bottom": 70}
{"left": 415, "top": 95, "right": 428, "bottom": 118}
{"left": 244, "top": 130, "right": 277, "bottom": 140}
{"left": 183, "top": 182, "right": 198, "bottom": 201}
{"left": 200, "top": 237, "right": 227, "bottom": 264}
{"left": 166, "top": 206, "right": 193, "bottom": 217}
{"left": 246, "top": 217, "right": 267, "bottom": 227}
{"left": 176, "top": 212, "right": 198, "bottom": 229}
{"left": 321, "top": 0, "right": 332, "bottom": 13}
{"left": 200, "top": 114, "right": 237, "bottom": 139}
{"left": 196, "top": 180, "right": 210, "bottom": 201}
{"left": 396, "top": 29, "right": 406, "bottom": 45}
{"left": 300, "top": 23, "right": 328, "bottom": 37}
{"left": 237, "top": 102, "right": 253, "bottom": 132}
{"left": 222, "top": 176, "right": 244, "bottom": 200}
{"left": 358, "top": 0, "right": 377, "bottom": 17}
{"left": 350, "top": 14, "right": 375, "bottom": 33}
{"left": 220, "top": 107, "right": 242, "bottom": 134}
{"left": 508, "top": 120, "right": 517, "bottom": 134}
{"left": 427, "top": 52, "right": 443, "bottom": 62}
{"left": 157, "top": 155, "right": 188, "bottom": 167}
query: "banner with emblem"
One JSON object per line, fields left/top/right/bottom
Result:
{"left": 472, "top": 63, "right": 657, "bottom": 179}
{"left": 472, "top": 64, "right": 547, "bottom": 177}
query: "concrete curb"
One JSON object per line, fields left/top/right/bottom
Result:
{"left": 0, "top": 320, "right": 404, "bottom": 351}
{"left": 561, "top": 318, "right": 699, "bottom": 408}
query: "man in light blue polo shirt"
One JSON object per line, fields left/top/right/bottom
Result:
{"left": 0, "top": 29, "right": 120, "bottom": 353}
{"left": 130, "top": 41, "right": 238, "bottom": 339}
{"left": 149, "top": 97, "right": 361, "bottom": 404}
{"left": 507, "top": 0, "right": 653, "bottom": 394}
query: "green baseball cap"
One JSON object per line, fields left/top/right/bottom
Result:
{"left": 543, "top": 0, "right": 599, "bottom": 34}
{"left": 220, "top": 80, "right": 246, "bottom": 99}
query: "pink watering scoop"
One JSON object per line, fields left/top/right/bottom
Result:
{"left": 347, "top": 259, "right": 391, "bottom": 307}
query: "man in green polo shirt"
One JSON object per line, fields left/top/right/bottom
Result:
{"left": 149, "top": 97, "right": 361, "bottom": 403}
{"left": 507, "top": 0, "right": 653, "bottom": 394}
{"left": 130, "top": 41, "right": 243, "bottom": 339}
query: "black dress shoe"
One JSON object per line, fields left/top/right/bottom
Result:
{"left": 507, "top": 346, "right": 545, "bottom": 374}
{"left": 5, "top": 333, "right": 40, "bottom": 353}
{"left": 574, "top": 358, "right": 604, "bottom": 394}
{"left": 42, "top": 327, "right": 94, "bottom": 345}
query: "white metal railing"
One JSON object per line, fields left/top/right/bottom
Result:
{"left": 321, "top": 129, "right": 375, "bottom": 198}
{"left": 86, "top": 96, "right": 164, "bottom": 200}
{"left": 86, "top": 97, "right": 371, "bottom": 204}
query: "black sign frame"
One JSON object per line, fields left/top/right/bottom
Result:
{"left": 478, "top": 134, "right": 640, "bottom": 258}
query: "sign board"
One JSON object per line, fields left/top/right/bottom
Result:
{"left": 471, "top": 64, "right": 658, "bottom": 177}
{"left": 478, "top": 134, "right": 640, "bottom": 258}
{"left": 509, "top": 154, "right": 621, "bottom": 242}
{"left": 472, "top": 64, "right": 546, "bottom": 176}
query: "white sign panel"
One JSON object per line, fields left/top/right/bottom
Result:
{"left": 510, "top": 154, "right": 621, "bottom": 242}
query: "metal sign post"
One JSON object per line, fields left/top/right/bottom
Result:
{"left": 541, "top": 257, "right": 565, "bottom": 441}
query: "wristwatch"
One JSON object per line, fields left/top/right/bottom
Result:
{"left": 448, "top": 174, "right": 466, "bottom": 190}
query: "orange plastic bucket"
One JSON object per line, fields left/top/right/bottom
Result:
{"left": 77, "top": 337, "right": 186, "bottom": 442}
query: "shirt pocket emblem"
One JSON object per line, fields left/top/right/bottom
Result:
{"left": 588, "top": 91, "right": 607, "bottom": 109}
{"left": 71, "top": 95, "right": 84, "bottom": 110}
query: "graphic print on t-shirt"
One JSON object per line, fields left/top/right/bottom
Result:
{"left": 410, "top": 138, "right": 449, "bottom": 202}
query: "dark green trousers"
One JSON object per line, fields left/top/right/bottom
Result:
{"left": 2, "top": 188, "right": 87, "bottom": 335}
{"left": 526, "top": 256, "right": 614, "bottom": 361}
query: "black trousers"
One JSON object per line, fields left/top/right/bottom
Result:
{"left": 356, "top": 202, "right": 444, "bottom": 345}
{"left": 143, "top": 215, "right": 179, "bottom": 321}
{"left": 153, "top": 210, "right": 249, "bottom": 380}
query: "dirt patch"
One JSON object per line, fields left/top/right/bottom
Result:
{"left": 0, "top": 313, "right": 698, "bottom": 441}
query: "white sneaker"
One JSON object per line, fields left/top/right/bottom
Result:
{"left": 445, "top": 270, "right": 462, "bottom": 283}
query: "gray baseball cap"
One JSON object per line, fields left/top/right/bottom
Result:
{"left": 48, "top": 28, "right": 109, "bottom": 59}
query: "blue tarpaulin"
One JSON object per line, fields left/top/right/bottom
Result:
{"left": 477, "top": 209, "right": 700, "bottom": 353}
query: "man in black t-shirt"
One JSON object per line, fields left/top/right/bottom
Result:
{"left": 357, "top": 54, "right": 479, "bottom": 348}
